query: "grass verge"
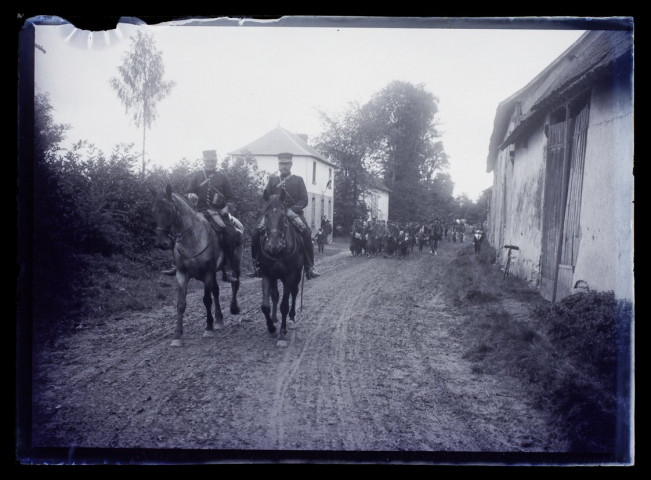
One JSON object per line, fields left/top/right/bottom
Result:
{"left": 443, "top": 242, "right": 633, "bottom": 459}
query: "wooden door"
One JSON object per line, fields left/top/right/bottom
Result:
{"left": 555, "top": 101, "right": 590, "bottom": 301}
{"left": 540, "top": 117, "right": 567, "bottom": 301}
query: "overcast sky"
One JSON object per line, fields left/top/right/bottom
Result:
{"left": 31, "top": 16, "right": 587, "bottom": 201}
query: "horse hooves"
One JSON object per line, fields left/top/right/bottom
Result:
{"left": 277, "top": 339, "right": 289, "bottom": 348}
{"left": 214, "top": 321, "right": 225, "bottom": 330}
{"left": 288, "top": 320, "right": 297, "bottom": 330}
{"left": 203, "top": 330, "right": 217, "bottom": 338}
{"left": 170, "top": 339, "right": 183, "bottom": 347}
{"left": 230, "top": 305, "right": 241, "bottom": 315}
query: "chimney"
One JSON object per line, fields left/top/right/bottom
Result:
{"left": 297, "top": 133, "right": 308, "bottom": 144}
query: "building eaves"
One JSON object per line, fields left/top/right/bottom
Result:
{"left": 491, "top": 30, "right": 633, "bottom": 160}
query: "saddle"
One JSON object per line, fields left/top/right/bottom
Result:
{"left": 203, "top": 210, "right": 244, "bottom": 247}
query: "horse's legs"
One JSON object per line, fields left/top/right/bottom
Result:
{"left": 211, "top": 272, "right": 225, "bottom": 329}
{"left": 172, "top": 275, "right": 190, "bottom": 347}
{"left": 203, "top": 278, "right": 215, "bottom": 332}
{"left": 270, "top": 280, "right": 279, "bottom": 324}
{"left": 279, "top": 283, "right": 291, "bottom": 339}
{"left": 288, "top": 273, "right": 300, "bottom": 323}
{"left": 261, "top": 277, "right": 276, "bottom": 334}
{"left": 229, "top": 245, "right": 242, "bottom": 315}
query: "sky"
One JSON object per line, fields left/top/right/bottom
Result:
{"left": 30, "top": 16, "right": 588, "bottom": 201}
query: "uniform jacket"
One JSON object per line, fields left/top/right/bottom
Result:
{"left": 187, "top": 169, "right": 234, "bottom": 212}
{"left": 263, "top": 174, "right": 308, "bottom": 215}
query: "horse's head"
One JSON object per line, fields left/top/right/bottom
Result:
{"left": 150, "top": 184, "right": 177, "bottom": 250}
{"left": 261, "top": 194, "right": 290, "bottom": 255}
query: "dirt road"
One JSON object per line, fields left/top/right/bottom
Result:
{"left": 29, "top": 238, "right": 567, "bottom": 463}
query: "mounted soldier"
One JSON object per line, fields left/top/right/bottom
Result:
{"left": 430, "top": 218, "right": 443, "bottom": 255}
{"left": 161, "top": 150, "right": 242, "bottom": 283}
{"left": 249, "top": 152, "right": 321, "bottom": 280}
{"left": 350, "top": 218, "right": 364, "bottom": 257}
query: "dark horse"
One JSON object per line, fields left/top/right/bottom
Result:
{"left": 366, "top": 225, "right": 380, "bottom": 257}
{"left": 350, "top": 224, "right": 364, "bottom": 257}
{"left": 416, "top": 226, "right": 429, "bottom": 253}
{"left": 383, "top": 224, "right": 399, "bottom": 257}
{"left": 258, "top": 192, "right": 305, "bottom": 346}
{"left": 151, "top": 184, "right": 241, "bottom": 347}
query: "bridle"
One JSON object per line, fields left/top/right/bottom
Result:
{"left": 260, "top": 203, "right": 297, "bottom": 260}
{"left": 156, "top": 194, "right": 211, "bottom": 258}
{"left": 156, "top": 196, "right": 191, "bottom": 240}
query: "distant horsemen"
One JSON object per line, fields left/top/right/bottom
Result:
{"left": 345, "top": 216, "right": 465, "bottom": 258}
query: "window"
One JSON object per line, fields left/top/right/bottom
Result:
{"left": 312, "top": 161, "right": 317, "bottom": 184}
{"left": 328, "top": 168, "right": 332, "bottom": 188}
{"left": 320, "top": 198, "right": 325, "bottom": 222}
{"left": 328, "top": 199, "right": 332, "bottom": 219}
{"left": 311, "top": 196, "right": 316, "bottom": 228}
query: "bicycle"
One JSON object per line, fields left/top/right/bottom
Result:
{"left": 503, "top": 245, "right": 520, "bottom": 280}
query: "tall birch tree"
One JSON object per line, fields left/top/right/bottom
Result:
{"left": 110, "top": 30, "right": 175, "bottom": 177}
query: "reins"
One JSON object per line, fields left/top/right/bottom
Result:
{"left": 259, "top": 216, "right": 299, "bottom": 262}
{"left": 167, "top": 194, "right": 213, "bottom": 259}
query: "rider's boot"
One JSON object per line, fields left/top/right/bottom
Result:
{"left": 219, "top": 232, "right": 239, "bottom": 283}
{"left": 161, "top": 266, "right": 177, "bottom": 276}
{"left": 302, "top": 230, "right": 320, "bottom": 279}
{"left": 305, "top": 265, "right": 320, "bottom": 279}
{"left": 222, "top": 267, "right": 238, "bottom": 283}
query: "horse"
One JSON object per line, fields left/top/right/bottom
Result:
{"left": 416, "top": 226, "right": 429, "bottom": 253}
{"left": 429, "top": 222, "right": 443, "bottom": 255}
{"left": 151, "top": 184, "right": 241, "bottom": 347}
{"left": 258, "top": 192, "right": 305, "bottom": 345}
{"left": 366, "top": 228, "right": 379, "bottom": 257}
{"left": 383, "top": 224, "right": 399, "bottom": 257}
{"left": 350, "top": 224, "right": 364, "bottom": 257}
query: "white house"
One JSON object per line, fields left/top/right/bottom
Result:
{"left": 361, "top": 172, "right": 391, "bottom": 222}
{"left": 486, "top": 29, "right": 633, "bottom": 303}
{"left": 228, "top": 126, "right": 337, "bottom": 230}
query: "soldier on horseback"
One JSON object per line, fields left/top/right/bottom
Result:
{"left": 161, "top": 150, "right": 242, "bottom": 283}
{"left": 249, "top": 152, "right": 321, "bottom": 280}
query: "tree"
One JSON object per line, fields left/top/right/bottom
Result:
{"left": 316, "top": 82, "right": 453, "bottom": 226}
{"left": 465, "top": 188, "right": 491, "bottom": 229}
{"left": 315, "top": 105, "right": 370, "bottom": 234}
{"left": 421, "top": 171, "right": 455, "bottom": 220}
{"left": 110, "top": 30, "right": 175, "bottom": 177}
{"left": 360, "top": 81, "right": 448, "bottom": 221}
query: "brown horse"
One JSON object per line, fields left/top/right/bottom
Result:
{"left": 151, "top": 184, "right": 240, "bottom": 347}
{"left": 257, "top": 192, "right": 304, "bottom": 346}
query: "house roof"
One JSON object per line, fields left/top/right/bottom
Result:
{"left": 486, "top": 28, "right": 633, "bottom": 173}
{"left": 228, "top": 126, "right": 338, "bottom": 168}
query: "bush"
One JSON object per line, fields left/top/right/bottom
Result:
{"left": 30, "top": 117, "right": 267, "bottom": 337}
{"left": 533, "top": 291, "right": 633, "bottom": 454}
